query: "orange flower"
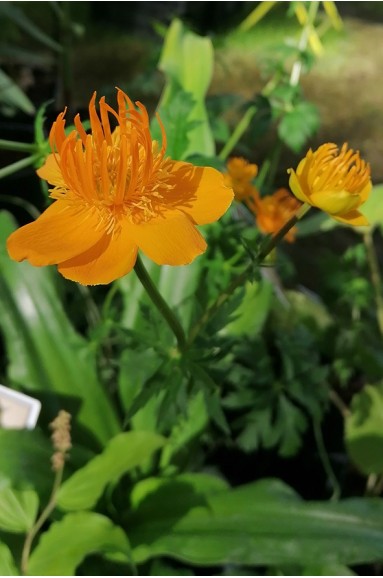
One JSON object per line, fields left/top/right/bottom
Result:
{"left": 7, "top": 90, "right": 233, "bottom": 285}
{"left": 288, "top": 143, "right": 371, "bottom": 226}
{"left": 224, "top": 157, "right": 258, "bottom": 202}
{"left": 247, "top": 188, "right": 301, "bottom": 242}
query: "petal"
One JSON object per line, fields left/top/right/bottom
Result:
{"left": 288, "top": 169, "right": 311, "bottom": 204}
{"left": 359, "top": 180, "right": 372, "bottom": 204}
{"left": 7, "top": 201, "right": 104, "bottom": 266}
{"left": 310, "top": 190, "right": 360, "bottom": 215}
{"left": 36, "top": 154, "right": 66, "bottom": 187}
{"left": 332, "top": 210, "right": 369, "bottom": 227}
{"left": 130, "top": 210, "right": 207, "bottom": 266}
{"left": 58, "top": 223, "right": 138, "bottom": 285}
{"left": 166, "top": 161, "right": 234, "bottom": 225}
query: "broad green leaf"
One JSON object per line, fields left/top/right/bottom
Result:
{"left": 222, "top": 279, "right": 273, "bottom": 337}
{"left": 158, "top": 19, "right": 215, "bottom": 158}
{"left": 0, "top": 542, "right": 18, "bottom": 576}
{"left": 302, "top": 562, "right": 356, "bottom": 575}
{"left": 0, "top": 211, "right": 120, "bottom": 446}
{"left": 345, "top": 383, "right": 383, "bottom": 475}
{"left": 28, "top": 512, "right": 131, "bottom": 576}
{"left": 356, "top": 184, "right": 383, "bottom": 232}
{"left": 0, "top": 429, "right": 52, "bottom": 497}
{"left": 57, "top": 431, "right": 165, "bottom": 510}
{"left": 0, "top": 69, "right": 35, "bottom": 115}
{"left": 128, "top": 476, "right": 383, "bottom": 567}
{"left": 0, "top": 481, "right": 38, "bottom": 533}
{"left": 129, "top": 473, "right": 229, "bottom": 510}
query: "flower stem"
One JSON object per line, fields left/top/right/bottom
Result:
{"left": 363, "top": 230, "right": 383, "bottom": 337}
{"left": 21, "top": 466, "right": 64, "bottom": 575}
{"left": 313, "top": 417, "right": 341, "bottom": 501}
{"left": 134, "top": 255, "right": 187, "bottom": 351}
{"left": 218, "top": 106, "right": 257, "bottom": 162}
{"left": 257, "top": 202, "right": 311, "bottom": 261}
{"left": 0, "top": 154, "right": 40, "bottom": 180}
{"left": 0, "top": 139, "right": 36, "bottom": 153}
{"left": 186, "top": 203, "right": 310, "bottom": 347}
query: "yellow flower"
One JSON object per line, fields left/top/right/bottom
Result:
{"left": 7, "top": 89, "right": 233, "bottom": 285}
{"left": 288, "top": 143, "right": 371, "bottom": 226}
{"left": 224, "top": 157, "right": 258, "bottom": 202}
{"left": 247, "top": 188, "right": 301, "bottom": 242}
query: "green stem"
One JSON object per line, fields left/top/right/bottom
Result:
{"left": 218, "top": 106, "right": 257, "bottom": 162}
{"left": 0, "top": 194, "right": 40, "bottom": 220}
{"left": 134, "top": 255, "right": 186, "bottom": 350}
{"left": 186, "top": 203, "right": 310, "bottom": 347}
{"left": 0, "top": 139, "right": 36, "bottom": 153}
{"left": 313, "top": 417, "right": 341, "bottom": 501}
{"left": 21, "top": 466, "right": 64, "bottom": 575}
{"left": 0, "top": 154, "right": 40, "bottom": 180}
{"left": 363, "top": 230, "right": 383, "bottom": 337}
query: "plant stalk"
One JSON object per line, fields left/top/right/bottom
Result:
{"left": 21, "top": 466, "right": 64, "bottom": 575}
{"left": 134, "top": 255, "right": 187, "bottom": 351}
{"left": 0, "top": 154, "right": 40, "bottom": 180}
{"left": 363, "top": 229, "right": 383, "bottom": 337}
{"left": 187, "top": 203, "right": 310, "bottom": 347}
{"left": 0, "top": 139, "right": 36, "bottom": 153}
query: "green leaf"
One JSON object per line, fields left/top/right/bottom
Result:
{"left": 128, "top": 476, "right": 383, "bottom": 567}
{"left": 278, "top": 102, "right": 320, "bottom": 152}
{"left": 0, "top": 2, "right": 62, "bottom": 52}
{"left": 0, "top": 429, "right": 52, "bottom": 497}
{"left": 0, "top": 481, "right": 38, "bottom": 533}
{"left": 0, "top": 542, "right": 18, "bottom": 576}
{"left": 0, "top": 211, "right": 120, "bottom": 446}
{"left": 157, "top": 19, "right": 215, "bottom": 158}
{"left": 356, "top": 184, "right": 383, "bottom": 232}
{"left": 57, "top": 431, "right": 165, "bottom": 510}
{"left": 28, "top": 512, "right": 131, "bottom": 576}
{"left": 0, "top": 69, "right": 35, "bottom": 115}
{"left": 222, "top": 280, "right": 273, "bottom": 337}
{"left": 302, "top": 562, "right": 356, "bottom": 576}
{"left": 345, "top": 383, "right": 383, "bottom": 475}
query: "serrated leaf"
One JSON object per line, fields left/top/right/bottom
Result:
{"left": 278, "top": 102, "right": 320, "bottom": 152}
{"left": 128, "top": 476, "right": 383, "bottom": 567}
{"left": 0, "top": 482, "right": 38, "bottom": 533}
{"left": 223, "top": 279, "right": 273, "bottom": 337}
{"left": 345, "top": 383, "right": 383, "bottom": 475}
{"left": 57, "top": 432, "right": 165, "bottom": 510}
{"left": 28, "top": 512, "right": 131, "bottom": 575}
{"left": 0, "top": 542, "right": 18, "bottom": 576}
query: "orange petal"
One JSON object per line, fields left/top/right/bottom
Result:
{"left": 7, "top": 201, "right": 104, "bottom": 266}
{"left": 37, "top": 154, "right": 66, "bottom": 187}
{"left": 167, "top": 161, "right": 234, "bottom": 225}
{"left": 58, "top": 223, "right": 138, "bottom": 285}
{"left": 130, "top": 210, "right": 207, "bottom": 266}
{"left": 288, "top": 168, "right": 311, "bottom": 204}
{"left": 332, "top": 210, "right": 369, "bottom": 227}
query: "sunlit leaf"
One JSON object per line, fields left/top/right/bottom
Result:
{"left": 0, "top": 482, "right": 38, "bottom": 533}
{"left": 57, "top": 432, "right": 165, "bottom": 510}
{"left": 345, "top": 383, "right": 383, "bottom": 475}
{"left": 128, "top": 476, "right": 383, "bottom": 567}
{"left": 29, "top": 512, "right": 131, "bottom": 575}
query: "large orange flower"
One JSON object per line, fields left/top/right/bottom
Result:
{"left": 247, "top": 188, "right": 301, "bottom": 242}
{"left": 7, "top": 90, "right": 233, "bottom": 285}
